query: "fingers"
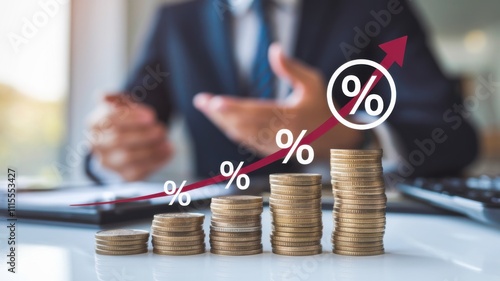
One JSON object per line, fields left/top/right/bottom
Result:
{"left": 97, "top": 141, "right": 174, "bottom": 181}
{"left": 268, "top": 43, "right": 324, "bottom": 103}
{"left": 95, "top": 123, "right": 166, "bottom": 150}
{"left": 89, "top": 94, "right": 156, "bottom": 131}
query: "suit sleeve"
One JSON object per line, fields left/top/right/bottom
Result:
{"left": 123, "top": 7, "right": 174, "bottom": 124}
{"left": 85, "top": 7, "right": 173, "bottom": 183}
{"left": 368, "top": 1, "right": 479, "bottom": 176}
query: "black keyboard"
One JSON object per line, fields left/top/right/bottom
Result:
{"left": 397, "top": 176, "right": 500, "bottom": 226}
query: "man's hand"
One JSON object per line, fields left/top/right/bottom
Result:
{"left": 88, "top": 95, "right": 174, "bottom": 181}
{"left": 193, "top": 43, "right": 364, "bottom": 159}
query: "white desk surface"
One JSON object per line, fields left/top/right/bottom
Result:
{"left": 2, "top": 209, "right": 500, "bottom": 281}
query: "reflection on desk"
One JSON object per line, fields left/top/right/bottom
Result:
{"left": 1, "top": 209, "right": 499, "bottom": 281}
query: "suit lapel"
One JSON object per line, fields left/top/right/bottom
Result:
{"left": 293, "top": 0, "right": 335, "bottom": 64}
{"left": 204, "top": 1, "right": 240, "bottom": 96}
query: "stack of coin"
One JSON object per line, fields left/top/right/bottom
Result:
{"left": 95, "top": 229, "right": 149, "bottom": 255}
{"left": 151, "top": 213, "right": 205, "bottom": 255}
{"left": 330, "top": 149, "right": 386, "bottom": 256}
{"left": 209, "top": 196, "right": 263, "bottom": 256}
{"left": 269, "top": 173, "right": 323, "bottom": 256}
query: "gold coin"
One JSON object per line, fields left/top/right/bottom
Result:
{"left": 152, "top": 229, "right": 204, "bottom": 237}
{"left": 271, "top": 235, "right": 321, "bottom": 242}
{"left": 210, "top": 208, "right": 262, "bottom": 216}
{"left": 330, "top": 163, "right": 382, "bottom": 169}
{"left": 335, "top": 227, "right": 385, "bottom": 233}
{"left": 334, "top": 208, "right": 385, "bottom": 214}
{"left": 271, "top": 240, "right": 320, "bottom": 247}
{"left": 333, "top": 189, "right": 385, "bottom": 196}
{"left": 211, "top": 221, "right": 261, "bottom": 228}
{"left": 333, "top": 241, "right": 384, "bottom": 248}
{"left": 271, "top": 231, "right": 323, "bottom": 238}
{"left": 209, "top": 230, "right": 261, "bottom": 237}
{"left": 209, "top": 235, "right": 261, "bottom": 242}
{"left": 333, "top": 249, "right": 384, "bottom": 256}
{"left": 152, "top": 221, "right": 202, "bottom": 228}
{"left": 153, "top": 248, "right": 205, "bottom": 256}
{"left": 210, "top": 226, "right": 261, "bottom": 233}
{"left": 332, "top": 180, "right": 385, "bottom": 187}
{"left": 151, "top": 235, "right": 204, "bottom": 243}
{"left": 153, "top": 213, "right": 204, "bottom": 221}
{"left": 95, "top": 244, "right": 146, "bottom": 251}
{"left": 334, "top": 203, "right": 386, "bottom": 210}
{"left": 95, "top": 229, "right": 149, "bottom": 241}
{"left": 333, "top": 231, "right": 384, "bottom": 238}
{"left": 334, "top": 212, "right": 385, "bottom": 219}
{"left": 272, "top": 216, "right": 322, "bottom": 224}
{"left": 211, "top": 195, "right": 263, "bottom": 205}
{"left": 335, "top": 199, "right": 387, "bottom": 205}
{"left": 270, "top": 173, "right": 322, "bottom": 183}
{"left": 153, "top": 244, "right": 205, "bottom": 251}
{"left": 335, "top": 217, "right": 386, "bottom": 224}
{"left": 270, "top": 212, "right": 321, "bottom": 219}
{"left": 210, "top": 248, "right": 262, "bottom": 256}
{"left": 272, "top": 248, "right": 322, "bottom": 256}
{"left": 270, "top": 193, "right": 321, "bottom": 200}
{"left": 210, "top": 202, "right": 263, "bottom": 210}
{"left": 334, "top": 194, "right": 387, "bottom": 200}
{"left": 95, "top": 238, "right": 148, "bottom": 246}
{"left": 152, "top": 239, "right": 204, "bottom": 247}
{"left": 331, "top": 149, "right": 382, "bottom": 155}
{"left": 152, "top": 232, "right": 204, "bottom": 240}
{"left": 211, "top": 214, "right": 261, "bottom": 221}
{"left": 151, "top": 225, "right": 202, "bottom": 232}
{"left": 95, "top": 248, "right": 148, "bottom": 256}
{"left": 271, "top": 183, "right": 322, "bottom": 190}
{"left": 272, "top": 222, "right": 322, "bottom": 228}
{"left": 335, "top": 222, "right": 386, "bottom": 228}
{"left": 334, "top": 245, "right": 384, "bottom": 252}
{"left": 270, "top": 197, "right": 321, "bottom": 205}
{"left": 332, "top": 235, "right": 383, "bottom": 243}
{"left": 210, "top": 240, "right": 262, "bottom": 247}
{"left": 269, "top": 208, "right": 321, "bottom": 215}
{"left": 330, "top": 171, "right": 383, "bottom": 177}
{"left": 270, "top": 203, "right": 321, "bottom": 210}
{"left": 273, "top": 244, "right": 321, "bottom": 252}
{"left": 271, "top": 226, "right": 323, "bottom": 233}
{"left": 209, "top": 245, "right": 263, "bottom": 252}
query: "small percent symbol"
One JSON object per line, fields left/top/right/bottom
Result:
{"left": 220, "top": 161, "right": 250, "bottom": 190}
{"left": 163, "top": 180, "right": 191, "bottom": 206}
{"left": 276, "top": 129, "right": 314, "bottom": 165}
{"left": 343, "top": 74, "right": 383, "bottom": 116}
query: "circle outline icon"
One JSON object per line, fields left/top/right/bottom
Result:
{"left": 326, "top": 59, "right": 396, "bottom": 130}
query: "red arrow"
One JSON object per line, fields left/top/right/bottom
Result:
{"left": 72, "top": 36, "right": 408, "bottom": 207}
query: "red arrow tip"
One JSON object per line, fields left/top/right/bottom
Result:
{"left": 379, "top": 36, "right": 408, "bottom": 67}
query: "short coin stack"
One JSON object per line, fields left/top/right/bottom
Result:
{"left": 95, "top": 229, "right": 149, "bottom": 255}
{"left": 270, "top": 173, "right": 323, "bottom": 256}
{"left": 209, "top": 196, "right": 263, "bottom": 256}
{"left": 330, "top": 149, "right": 386, "bottom": 256}
{"left": 151, "top": 213, "right": 205, "bottom": 255}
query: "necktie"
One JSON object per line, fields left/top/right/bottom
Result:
{"left": 250, "top": 0, "right": 275, "bottom": 99}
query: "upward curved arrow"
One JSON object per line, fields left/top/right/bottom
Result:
{"left": 72, "top": 36, "right": 408, "bottom": 207}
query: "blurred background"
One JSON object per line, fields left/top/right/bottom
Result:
{"left": 0, "top": 0, "right": 499, "bottom": 184}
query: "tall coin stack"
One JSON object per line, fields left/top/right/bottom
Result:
{"left": 209, "top": 196, "right": 263, "bottom": 256}
{"left": 95, "top": 229, "right": 149, "bottom": 256}
{"left": 151, "top": 213, "right": 205, "bottom": 255}
{"left": 270, "top": 173, "right": 323, "bottom": 256}
{"left": 330, "top": 149, "right": 386, "bottom": 256}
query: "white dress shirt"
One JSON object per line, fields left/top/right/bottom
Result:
{"left": 228, "top": 0, "right": 301, "bottom": 100}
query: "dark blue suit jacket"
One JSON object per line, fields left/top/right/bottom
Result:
{"left": 119, "top": 0, "right": 478, "bottom": 179}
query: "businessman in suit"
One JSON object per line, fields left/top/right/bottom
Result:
{"left": 87, "top": 0, "right": 478, "bottom": 182}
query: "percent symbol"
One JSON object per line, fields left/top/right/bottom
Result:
{"left": 220, "top": 161, "right": 250, "bottom": 190}
{"left": 276, "top": 129, "right": 314, "bottom": 165}
{"left": 342, "top": 74, "right": 383, "bottom": 116}
{"left": 163, "top": 180, "right": 191, "bottom": 206}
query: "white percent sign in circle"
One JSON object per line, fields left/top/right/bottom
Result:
{"left": 326, "top": 59, "right": 396, "bottom": 130}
